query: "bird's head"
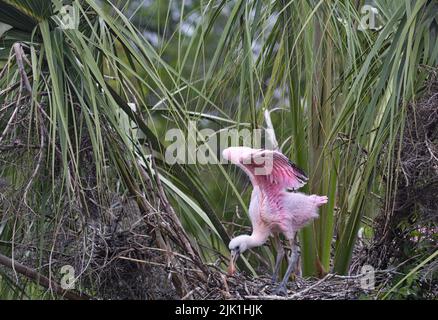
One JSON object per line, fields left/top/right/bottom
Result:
{"left": 227, "top": 235, "right": 251, "bottom": 275}
{"left": 222, "top": 147, "right": 274, "bottom": 177}
{"left": 222, "top": 147, "right": 257, "bottom": 165}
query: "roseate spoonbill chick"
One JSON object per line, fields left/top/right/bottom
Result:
{"left": 223, "top": 147, "right": 328, "bottom": 295}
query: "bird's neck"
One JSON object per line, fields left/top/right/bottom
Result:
{"left": 247, "top": 231, "right": 269, "bottom": 249}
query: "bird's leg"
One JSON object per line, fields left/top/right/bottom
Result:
{"left": 271, "top": 233, "right": 285, "bottom": 284}
{"left": 274, "top": 235, "right": 298, "bottom": 296}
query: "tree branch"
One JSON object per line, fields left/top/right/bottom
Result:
{"left": 0, "top": 253, "right": 89, "bottom": 300}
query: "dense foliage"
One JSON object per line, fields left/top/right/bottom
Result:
{"left": 0, "top": 0, "right": 436, "bottom": 299}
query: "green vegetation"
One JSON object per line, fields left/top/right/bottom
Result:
{"left": 0, "top": 0, "right": 436, "bottom": 299}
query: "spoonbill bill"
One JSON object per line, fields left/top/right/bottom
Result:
{"left": 223, "top": 147, "right": 328, "bottom": 294}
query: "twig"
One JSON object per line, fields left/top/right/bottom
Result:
{"left": 244, "top": 294, "right": 288, "bottom": 300}
{"left": 0, "top": 103, "right": 21, "bottom": 144}
{"left": 287, "top": 274, "right": 333, "bottom": 298}
{"left": 117, "top": 256, "right": 201, "bottom": 273}
{"left": 246, "top": 274, "right": 334, "bottom": 300}
{"left": 0, "top": 253, "right": 89, "bottom": 300}
{"left": 0, "top": 52, "right": 15, "bottom": 80}
{"left": 181, "top": 287, "right": 202, "bottom": 300}
{"left": 13, "top": 43, "right": 32, "bottom": 93}
{"left": 0, "top": 81, "right": 20, "bottom": 96}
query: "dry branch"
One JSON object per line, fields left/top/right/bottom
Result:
{"left": 0, "top": 253, "right": 89, "bottom": 300}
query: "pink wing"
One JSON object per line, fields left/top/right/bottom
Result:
{"left": 240, "top": 149, "right": 308, "bottom": 190}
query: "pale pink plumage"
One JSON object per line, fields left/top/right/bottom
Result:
{"left": 223, "top": 147, "right": 328, "bottom": 292}
{"left": 223, "top": 147, "right": 327, "bottom": 242}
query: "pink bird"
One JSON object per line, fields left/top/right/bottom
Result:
{"left": 223, "top": 147, "right": 328, "bottom": 294}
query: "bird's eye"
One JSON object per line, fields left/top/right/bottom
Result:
{"left": 285, "top": 188, "right": 295, "bottom": 193}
